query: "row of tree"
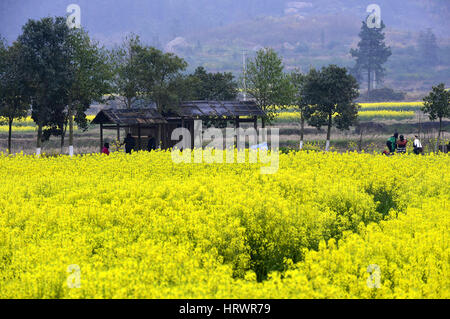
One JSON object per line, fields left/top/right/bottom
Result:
{"left": 0, "top": 17, "right": 111, "bottom": 155}
{"left": 245, "top": 48, "right": 360, "bottom": 151}
{"left": 0, "top": 16, "right": 363, "bottom": 154}
{"left": 2, "top": 16, "right": 445, "bottom": 154}
{"left": 0, "top": 17, "right": 240, "bottom": 154}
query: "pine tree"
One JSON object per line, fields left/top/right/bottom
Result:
{"left": 350, "top": 20, "right": 391, "bottom": 100}
{"left": 418, "top": 28, "right": 439, "bottom": 66}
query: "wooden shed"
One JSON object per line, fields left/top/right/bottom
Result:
{"left": 91, "top": 100, "right": 265, "bottom": 151}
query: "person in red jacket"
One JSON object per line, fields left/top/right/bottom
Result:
{"left": 396, "top": 135, "right": 407, "bottom": 154}
{"left": 102, "top": 142, "right": 110, "bottom": 155}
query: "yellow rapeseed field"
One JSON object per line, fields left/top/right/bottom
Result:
{"left": 359, "top": 102, "right": 423, "bottom": 111}
{"left": 276, "top": 110, "right": 415, "bottom": 121}
{"left": 357, "top": 110, "right": 415, "bottom": 120}
{"left": 0, "top": 126, "right": 37, "bottom": 132}
{"left": 0, "top": 115, "right": 94, "bottom": 132}
{"left": 0, "top": 150, "right": 448, "bottom": 298}
{"left": 274, "top": 102, "right": 423, "bottom": 112}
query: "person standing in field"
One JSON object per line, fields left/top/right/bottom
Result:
{"left": 147, "top": 135, "right": 156, "bottom": 151}
{"left": 413, "top": 135, "right": 423, "bottom": 155}
{"left": 396, "top": 135, "right": 408, "bottom": 154}
{"left": 102, "top": 142, "right": 110, "bottom": 155}
{"left": 123, "top": 133, "right": 136, "bottom": 154}
{"left": 386, "top": 132, "right": 399, "bottom": 154}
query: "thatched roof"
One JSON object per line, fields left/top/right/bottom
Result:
{"left": 91, "top": 109, "right": 168, "bottom": 125}
{"left": 92, "top": 101, "right": 265, "bottom": 126}
{"left": 175, "top": 100, "right": 265, "bottom": 118}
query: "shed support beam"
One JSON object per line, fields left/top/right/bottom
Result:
{"left": 181, "top": 118, "right": 185, "bottom": 150}
{"left": 138, "top": 125, "right": 141, "bottom": 151}
{"left": 161, "top": 125, "right": 165, "bottom": 149}
{"left": 157, "top": 124, "right": 162, "bottom": 149}
{"left": 100, "top": 124, "right": 103, "bottom": 153}
{"left": 190, "top": 121, "right": 194, "bottom": 150}
{"left": 235, "top": 117, "right": 240, "bottom": 149}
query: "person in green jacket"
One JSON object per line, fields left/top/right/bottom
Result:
{"left": 386, "top": 132, "right": 399, "bottom": 154}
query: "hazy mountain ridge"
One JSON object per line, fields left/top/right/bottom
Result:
{"left": 0, "top": 0, "right": 448, "bottom": 93}
{"left": 1, "top": 0, "right": 448, "bottom": 44}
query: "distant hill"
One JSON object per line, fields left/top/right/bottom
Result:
{"left": 0, "top": 0, "right": 449, "bottom": 93}
{"left": 1, "top": 0, "right": 449, "bottom": 44}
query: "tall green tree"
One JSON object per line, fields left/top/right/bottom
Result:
{"left": 110, "top": 34, "right": 142, "bottom": 109}
{"left": 134, "top": 46, "right": 187, "bottom": 114}
{"left": 422, "top": 83, "right": 449, "bottom": 152}
{"left": 112, "top": 37, "right": 187, "bottom": 114}
{"left": 63, "top": 28, "right": 112, "bottom": 155}
{"left": 0, "top": 37, "right": 5, "bottom": 71}
{"left": 246, "top": 48, "right": 294, "bottom": 127}
{"left": 173, "top": 66, "right": 239, "bottom": 128}
{"left": 350, "top": 20, "right": 391, "bottom": 100}
{"left": 17, "top": 17, "right": 74, "bottom": 155}
{"left": 0, "top": 42, "right": 31, "bottom": 154}
{"left": 289, "top": 69, "right": 311, "bottom": 150}
{"left": 303, "top": 65, "right": 360, "bottom": 151}
{"left": 188, "top": 66, "right": 238, "bottom": 101}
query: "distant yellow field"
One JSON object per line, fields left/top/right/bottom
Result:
{"left": 0, "top": 125, "right": 36, "bottom": 132}
{"left": 275, "top": 110, "right": 415, "bottom": 122}
{"left": 358, "top": 102, "right": 423, "bottom": 111}
{"left": 0, "top": 116, "right": 95, "bottom": 133}
{"left": 359, "top": 102, "right": 423, "bottom": 108}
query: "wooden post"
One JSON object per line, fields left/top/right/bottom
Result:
{"left": 235, "top": 117, "right": 240, "bottom": 148}
{"left": 138, "top": 125, "right": 141, "bottom": 151}
{"left": 100, "top": 123, "right": 103, "bottom": 153}
{"left": 117, "top": 124, "right": 120, "bottom": 142}
{"left": 190, "top": 120, "right": 194, "bottom": 150}
{"left": 161, "top": 125, "right": 165, "bottom": 150}
{"left": 157, "top": 124, "right": 162, "bottom": 149}
{"left": 181, "top": 118, "right": 185, "bottom": 150}
{"left": 165, "top": 125, "right": 169, "bottom": 149}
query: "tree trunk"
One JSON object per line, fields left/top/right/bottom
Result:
{"left": 69, "top": 107, "right": 74, "bottom": 157}
{"left": 262, "top": 117, "right": 266, "bottom": 128}
{"left": 358, "top": 127, "right": 364, "bottom": 152}
{"left": 8, "top": 118, "right": 13, "bottom": 154}
{"left": 436, "top": 117, "right": 442, "bottom": 152}
{"left": 418, "top": 111, "right": 422, "bottom": 137}
{"left": 100, "top": 123, "right": 104, "bottom": 153}
{"left": 326, "top": 113, "right": 332, "bottom": 152}
{"left": 367, "top": 67, "right": 371, "bottom": 100}
{"left": 36, "top": 124, "right": 43, "bottom": 156}
{"left": 60, "top": 133, "right": 65, "bottom": 154}
{"left": 299, "top": 113, "right": 304, "bottom": 150}
{"left": 126, "top": 97, "right": 132, "bottom": 134}
{"left": 372, "top": 71, "right": 376, "bottom": 90}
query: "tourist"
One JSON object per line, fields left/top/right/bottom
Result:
{"left": 147, "top": 136, "right": 156, "bottom": 151}
{"left": 386, "top": 132, "right": 399, "bottom": 154}
{"left": 102, "top": 142, "right": 110, "bottom": 155}
{"left": 413, "top": 135, "right": 423, "bottom": 155}
{"left": 123, "top": 133, "right": 136, "bottom": 154}
{"left": 396, "top": 135, "right": 408, "bottom": 154}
